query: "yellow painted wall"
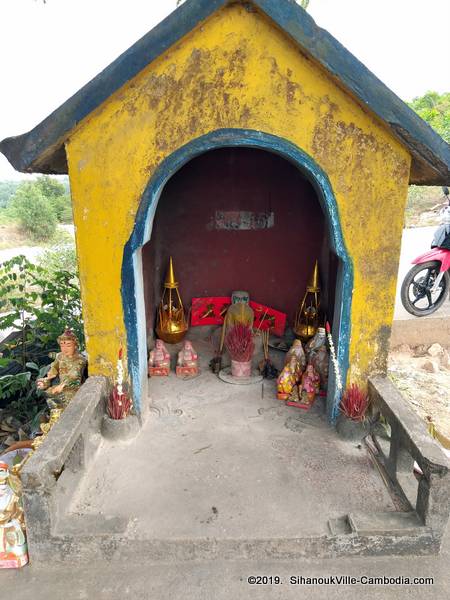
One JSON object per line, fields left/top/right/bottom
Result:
{"left": 66, "top": 4, "right": 411, "bottom": 383}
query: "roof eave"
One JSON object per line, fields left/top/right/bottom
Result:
{"left": 0, "top": 0, "right": 449, "bottom": 185}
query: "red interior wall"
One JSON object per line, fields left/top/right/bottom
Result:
{"left": 142, "top": 148, "right": 328, "bottom": 333}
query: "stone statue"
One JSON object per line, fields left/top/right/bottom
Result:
{"left": 148, "top": 339, "right": 171, "bottom": 376}
{"left": 37, "top": 329, "right": 87, "bottom": 409}
{"left": 176, "top": 340, "right": 199, "bottom": 377}
{"left": 0, "top": 462, "right": 28, "bottom": 568}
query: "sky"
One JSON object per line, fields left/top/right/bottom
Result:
{"left": 0, "top": 0, "right": 449, "bottom": 180}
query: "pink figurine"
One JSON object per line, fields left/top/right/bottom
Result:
{"left": 176, "top": 340, "right": 199, "bottom": 378}
{"left": 300, "top": 364, "right": 320, "bottom": 406}
{"left": 148, "top": 339, "right": 171, "bottom": 377}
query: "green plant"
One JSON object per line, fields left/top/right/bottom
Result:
{"left": 0, "top": 255, "right": 47, "bottom": 367}
{"left": 9, "top": 182, "right": 57, "bottom": 241}
{"left": 0, "top": 363, "right": 50, "bottom": 435}
{"left": 0, "top": 254, "right": 84, "bottom": 368}
{"left": 38, "top": 243, "right": 77, "bottom": 274}
{"left": 49, "top": 194, "right": 73, "bottom": 223}
{"left": 0, "top": 371, "right": 31, "bottom": 400}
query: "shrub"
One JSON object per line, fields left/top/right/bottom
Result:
{"left": 10, "top": 183, "right": 57, "bottom": 241}
{"left": 38, "top": 243, "right": 77, "bottom": 274}
{"left": 0, "top": 254, "right": 84, "bottom": 367}
{"left": 49, "top": 193, "right": 73, "bottom": 223}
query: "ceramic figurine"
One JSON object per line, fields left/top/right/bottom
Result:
{"left": 294, "top": 261, "right": 321, "bottom": 341}
{"left": 300, "top": 364, "right": 320, "bottom": 405}
{"left": 311, "top": 346, "right": 329, "bottom": 391}
{"left": 305, "top": 327, "right": 326, "bottom": 360}
{"left": 0, "top": 462, "right": 28, "bottom": 569}
{"left": 176, "top": 340, "right": 199, "bottom": 377}
{"left": 277, "top": 355, "right": 301, "bottom": 400}
{"left": 306, "top": 327, "right": 329, "bottom": 390}
{"left": 36, "top": 329, "right": 87, "bottom": 409}
{"left": 156, "top": 257, "right": 188, "bottom": 344}
{"left": 285, "top": 339, "right": 306, "bottom": 372}
{"left": 148, "top": 339, "right": 171, "bottom": 376}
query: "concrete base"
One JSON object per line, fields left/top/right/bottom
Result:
{"left": 31, "top": 340, "right": 435, "bottom": 562}
{"left": 100, "top": 414, "right": 140, "bottom": 441}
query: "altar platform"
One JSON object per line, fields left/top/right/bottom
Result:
{"left": 66, "top": 341, "right": 394, "bottom": 543}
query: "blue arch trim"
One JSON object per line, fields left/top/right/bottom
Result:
{"left": 122, "top": 129, "right": 353, "bottom": 422}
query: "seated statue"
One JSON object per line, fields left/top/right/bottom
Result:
{"left": 148, "top": 339, "right": 171, "bottom": 376}
{"left": 176, "top": 340, "right": 199, "bottom": 377}
{"left": 37, "top": 329, "right": 87, "bottom": 410}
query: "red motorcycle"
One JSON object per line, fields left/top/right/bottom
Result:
{"left": 401, "top": 187, "right": 450, "bottom": 317}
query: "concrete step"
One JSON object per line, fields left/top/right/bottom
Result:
{"left": 348, "top": 511, "right": 424, "bottom": 536}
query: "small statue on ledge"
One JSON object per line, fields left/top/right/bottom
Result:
{"left": 176, "top": 340, "right": 199, "bottom": 378}
{"left": 148, "top": 339, "right": 171, "bottom": 376}
{"left": 36, "top": 329, "right": 87, "bottom": 410}
{"left": 0, "top": 462, "right": 28, "bottom": 568}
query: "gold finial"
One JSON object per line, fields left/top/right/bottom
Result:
{"left": 164, "top": 256, "right": 178, "bottom": 289}
{"left": 306, "top": 260, "right": 320, "bottom": 292}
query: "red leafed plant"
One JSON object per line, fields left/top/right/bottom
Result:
{"left": 107, "top": 347, "right": 133, "bottom": 419}
{"left": 225, "top": 324, "right": 255, "bottom": 362}
{"left": 107, "top": 386, "right": 132, "bottom": 420}
{"left": 340, "top": 383, "right": 369, "bottom": 421}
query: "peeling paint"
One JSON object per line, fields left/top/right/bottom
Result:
{"left": 66, "top": 4, "right": 411, "bottom": 393}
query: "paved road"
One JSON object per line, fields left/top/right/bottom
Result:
{"left": 0, "top": 245, "right": 44, "bottom": 264}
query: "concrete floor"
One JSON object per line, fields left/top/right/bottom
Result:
{"left": 68, "top": 341, "right": 394, "bottom": 541}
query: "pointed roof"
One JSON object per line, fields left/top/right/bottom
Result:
{"left": 1, "top": 0, "right": 448, "bottom": 184}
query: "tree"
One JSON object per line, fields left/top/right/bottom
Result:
{"left": 0, "top": 181, "right": 21, "bottom": 209}
{"left": 34, "top": 175, "right": 72, "bottom": 221}
{"left": 34, "top": 175, "right": 65, "bottom": 200}
{"left": 405, "top": 91, "right": 449, "bottom": 227}
{"left": 9, "top": 183, "right": 57, "bottom": 241}
{"left": 408, "top": 91, "right": 450, "bottom": 143}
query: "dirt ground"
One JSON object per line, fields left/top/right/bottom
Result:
{"left": 0, "top": 222, "right": 29, "bottom": 249}
{"left": 388, "top": 343, "right": 450, "bottom": 446}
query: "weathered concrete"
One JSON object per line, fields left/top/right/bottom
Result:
{"left": 2, "top": 528, "right": 450, "bottom": 600}
{"left": 368, "top": 376, "right": 450, "bottom": 548}
{"left": 19, "top": 366, "right": 450, "bottom": 566}
{"left": 100, "top": 413, "right": 140, "bottom": 441}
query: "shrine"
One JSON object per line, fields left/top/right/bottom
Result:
{"left": 1, "top": 0, "right": 449, "bottom": 564}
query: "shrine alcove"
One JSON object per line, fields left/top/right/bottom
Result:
{"left": 141, "top": 147, "right": 338, "bottom": 349}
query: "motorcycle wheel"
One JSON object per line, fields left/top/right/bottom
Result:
{"left": 400, "top": 260, "right": 450, "bottom": 317}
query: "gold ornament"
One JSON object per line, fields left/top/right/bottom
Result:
{"left": 294, "top": 260, "right": 321, "bottom": 341}
{"left": 156, "top": 257, "right": 188, "bottom": 344}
